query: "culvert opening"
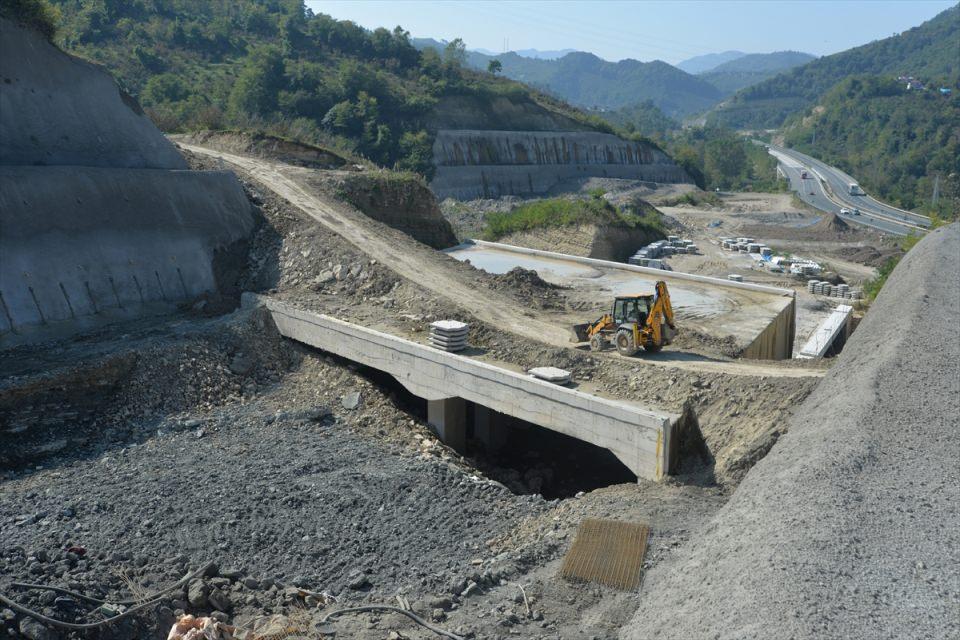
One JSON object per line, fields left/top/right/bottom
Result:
{"left": 311, "top": 351, "right": 636, "bottom": 500}
{"left": 465, "top": 404, "right": 636, "bottom": 499}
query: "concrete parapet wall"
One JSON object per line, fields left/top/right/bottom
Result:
{"left": 246, "top": 295, "right": 678, "bottom": 481}
{"left": 0, "top": 167, "right": 253, "bottom": 346}
{"left": 430, "top": 129, "right": 691, "bottom": 199}
{"left": 471, "top": 240, "right": 796, "bottom": 297}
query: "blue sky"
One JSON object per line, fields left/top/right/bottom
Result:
{"left": 306, "top": 1, "right": 955, "bottom": 65}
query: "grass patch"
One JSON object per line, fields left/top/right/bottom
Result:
{"left": 862, "top": 232, "right": 924, "bottom": 300}
{"left": 658, "top": 191, "right": 722, "bottom": 208}
{"left": 481, "top": 194, "right": 665, "bottom": 241}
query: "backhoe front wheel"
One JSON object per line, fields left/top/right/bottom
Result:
{"left": 589, "top": 334, "right": 605, "bottom": 352}
{"left": 615, "top": 330, "right": 638, "bottom": 356}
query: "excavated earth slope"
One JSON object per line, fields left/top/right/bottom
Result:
{"left": 623, "top": 223, "right": 960, "bottom": 640}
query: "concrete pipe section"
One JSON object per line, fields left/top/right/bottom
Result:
{"left": 242, "top": 294, "right": 682, "bottom": 482}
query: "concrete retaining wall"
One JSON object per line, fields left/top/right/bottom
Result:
{"left": 430, "top": 130, "right": 691, "bottom": 199}
{"left": 743, "top": 297, "right": 797, "bottom": 360}
{"left": 247, "top": 295, "right": 679, "bottom": 481}
{"left": 0, "top": 167, "right": 253, "bottom": 346}
{"left": 0, "top": 18, "right": 186, "bottom": 170}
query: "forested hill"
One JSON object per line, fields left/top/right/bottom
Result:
{"left": 709, "top": 5, "right": 960, "bottom": 129}
{"left": 783, "top": 76, "right": 959, "bottom": 215}
{"left": 25, "top": 0, "right": 610, "bottom": 177}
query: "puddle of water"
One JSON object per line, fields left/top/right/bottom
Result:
{"left": 446, "top": 246, "right": 601, "bottom": 279}
{"left": 447, "top": 246, "right": 729, "bottom": 318}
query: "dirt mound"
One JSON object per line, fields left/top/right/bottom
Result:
{"left": 486, "top": 267, "right": 566, "bottom": 310}
{"left": 832, "top": 244, "right": 902, "bottom": 268}
{"left": 811, "top": 212, "right": 851, "bottom": 233}
{"left": 178, "top": 131, "right": 351, "bottom": 170}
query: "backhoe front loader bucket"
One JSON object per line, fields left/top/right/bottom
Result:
{"left": 571, "top": 323, "right": 592, "bottom": 343}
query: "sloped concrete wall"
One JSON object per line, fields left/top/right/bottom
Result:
{"left": 0, "top": 167, "right": 253, "bottom": 346}
{"left": 622, "top": 224, "right": 960, "bottom": 639}
{"left": 0, "top": 18, "right": 185, "bottom": 169}
{"left": 0, "top": 19, "right": 254, "bottom": 347}
{"left": 430, "top": 130, "right": 692, "bottom": 199}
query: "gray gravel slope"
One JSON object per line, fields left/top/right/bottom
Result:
{"left": 623, "top": 223, "right": 960, "bottom": 640}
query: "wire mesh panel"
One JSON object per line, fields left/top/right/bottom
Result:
{"left": 559, "top": 518, "right": 650, "bottom": 591}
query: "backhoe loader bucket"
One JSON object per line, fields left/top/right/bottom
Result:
{"left": 571, "top": 323, "right": 592, "bottom": 343}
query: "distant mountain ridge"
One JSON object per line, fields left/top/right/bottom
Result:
{"left": 676, "top": 50, "right": 747, "bottom": 74}
{"left": 708, "top": 5, "right": 959, "bottom": 129}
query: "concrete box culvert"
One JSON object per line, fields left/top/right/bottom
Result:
{"left": 243, "top": 294, "right": 691, "bottom": 482}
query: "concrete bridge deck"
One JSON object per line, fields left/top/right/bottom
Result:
{"left": 244, "top": 294, "right": 680, "bottom": 481}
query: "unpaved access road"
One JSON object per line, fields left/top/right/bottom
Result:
{"left": 180, "top": 143, "right": 822, "bottom": 380}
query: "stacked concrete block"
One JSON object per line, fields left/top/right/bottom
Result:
{"left": 429, "top": 320, "right": 469, "bottom": 352}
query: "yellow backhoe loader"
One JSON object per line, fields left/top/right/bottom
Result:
{"left": 571, "top": 281, "right": 676, "bottom": 356}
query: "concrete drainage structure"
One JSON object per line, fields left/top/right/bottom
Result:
{"left": 243, "top": 294, "right": 681, "bottom": 481}
{"left": 447, "top": 240, "right": 797, "bottom": 360}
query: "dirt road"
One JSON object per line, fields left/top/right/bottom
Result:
{"left": 180, "top": 143, "right": 823, "bottom": 379}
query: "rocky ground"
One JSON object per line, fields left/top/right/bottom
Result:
{"left": 2, "top": 150, "right": 827, "bottom": 639}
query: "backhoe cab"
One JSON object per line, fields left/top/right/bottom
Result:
{"left": 571, "top": 281, "right": 676, "bottom": 356}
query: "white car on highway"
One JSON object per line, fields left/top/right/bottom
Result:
{"left": 840, "top": 208, "right": 851, "bottom": 215}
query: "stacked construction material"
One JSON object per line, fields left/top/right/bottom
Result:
{"left": 808, "top": 280, "right": 863, "bottom": 300}
{"left": 429, "top": 320, "right": 469, "bottom": 352}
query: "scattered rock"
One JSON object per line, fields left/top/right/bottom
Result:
{"left": 341, "top": 391, "right": 361, "bottom": 410}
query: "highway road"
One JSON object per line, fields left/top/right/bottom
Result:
{"left": 767, "top": 144, "right": 930, "bottom": 236}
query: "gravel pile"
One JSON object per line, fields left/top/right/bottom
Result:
{"left": 622, "top": 224, "right": 960, "bottom": 639}
{"left": 0, "top": 311, "right": 546, "bottom": 639}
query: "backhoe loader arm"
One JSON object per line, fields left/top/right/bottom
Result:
{"left": 648, "top": 281, "right": 675, "bottom": 331}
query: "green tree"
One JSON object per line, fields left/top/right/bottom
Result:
{"left": 227, "top": 45, "right": 285, "bottom": 118}
{"left": 704, "top": 134, "right": 747, "bottom": 187}
{"left": 141, "top": 73, "right": 189, "bottom": 105}
{"left": 443, "top": 38, "right": 466, "bottom": 66}
{"left": 487, "top": 59, "right": 502, "bottom": 75}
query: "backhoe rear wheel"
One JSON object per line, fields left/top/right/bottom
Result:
{"left": 589, "top": 334, "right": 605, "bottom": 352}
{"left": 615, "top": 329, "right": 638, "bottom": 356}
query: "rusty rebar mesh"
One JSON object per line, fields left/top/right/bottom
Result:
{"left": 559, "top": 518, "right": 650, "bottom": 591}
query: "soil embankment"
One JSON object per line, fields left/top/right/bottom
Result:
{"left": 497, "top": 223, "right": 664, "bottom": 261}
{"left": 177, "top": 131, "right": 350, "bottom": 170}
{"left": 624, "top": 223, "right": 960, "bottom": 640}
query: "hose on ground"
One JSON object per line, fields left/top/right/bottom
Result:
{"left": 0, "top": 561, "right": 214, "bottom": 631}
{"left": 321, "top": 605, "right": 465, "bottom": 640}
